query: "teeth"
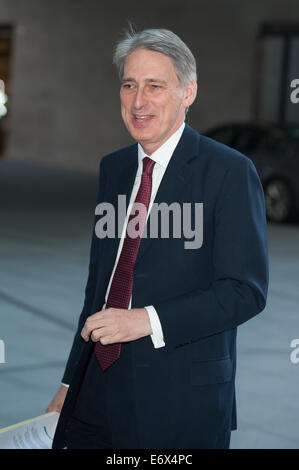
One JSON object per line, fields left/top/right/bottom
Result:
{"left": 135, "top": 115, "right": 151, "bottom": 121}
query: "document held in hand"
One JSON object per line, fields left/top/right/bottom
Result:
{"left": 0, "top": 411, "right": 59, "bottom": 449}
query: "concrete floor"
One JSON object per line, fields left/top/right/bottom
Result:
{"left": 0, "top": 158, "right": 299, "bottom": 449}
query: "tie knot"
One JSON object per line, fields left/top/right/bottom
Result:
{"left": 142, "top": 156, "right": 155, "bottom": 176}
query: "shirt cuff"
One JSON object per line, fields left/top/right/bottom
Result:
{"left": 144, "top": 305, "right": 165, "bottom": 348}
{"left": 61, "top": 382, "right": 70, "bottom": 388}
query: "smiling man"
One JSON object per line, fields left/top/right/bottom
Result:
{"left": 49, "top": 28, "right": 269, "bottom": 450}
{"left": 120, "top": 47, "right": 196, "bottom": 154}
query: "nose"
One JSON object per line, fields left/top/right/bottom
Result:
{"left": 133, "top": 86, "right": 147, "bottom": 110}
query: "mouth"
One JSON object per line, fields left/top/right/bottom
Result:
{"left": 131, "top": 114, "right": 154, "bottom": 127}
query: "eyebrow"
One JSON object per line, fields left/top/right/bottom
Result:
{"left": 121, "top": 77, "right": 167, "bottom": 85}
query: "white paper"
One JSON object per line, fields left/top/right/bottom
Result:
{"left": 0, "top": 412, "right": 59, "bottom": 449}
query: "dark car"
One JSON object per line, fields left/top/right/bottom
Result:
{"left": 205, "top": 123, "right": 299, "bottom": 223}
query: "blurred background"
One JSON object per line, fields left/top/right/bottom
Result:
{"left": 0, "top": 0, "right": 299, "bottom": 449}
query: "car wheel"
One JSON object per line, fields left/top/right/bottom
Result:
{"left": 264, "top": 179, "right": 294, "bottom": 223}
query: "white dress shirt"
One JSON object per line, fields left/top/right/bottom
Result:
{"left": 61, "top": 122, "right": 185, "bottom": 386}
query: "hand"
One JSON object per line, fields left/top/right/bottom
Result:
{"left": 81, "top": 307, "right": 152, "bottom": 345}
{"left": 46, "top": 385, "right": 68, "bottom": 413}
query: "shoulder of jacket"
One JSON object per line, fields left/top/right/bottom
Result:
{"left": 199, "top": 134, "right": 253, "bottom": 171}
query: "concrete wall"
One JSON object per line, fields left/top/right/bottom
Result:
{"left": 0, "top": 0, "right": 298, "bottom": 172}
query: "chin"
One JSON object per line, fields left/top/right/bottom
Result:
{"left": 129, "top": 128, "right": 153, "bottom": 142}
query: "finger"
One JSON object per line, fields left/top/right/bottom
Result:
{"left": 90, "top": 326, "right": 113, "bottom": 343}
{"left": 81, "top": 324, "right": 89, "bottom": 341}
{"left": 81, "top": 319, "right": 95, "bottom": 341}
{"left": 99, "top": 335, "right": 117, "bottom": 346}
{"left": 81, "top": 316, "right": 109, "bottom": 341}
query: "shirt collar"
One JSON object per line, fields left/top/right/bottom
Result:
{"left": 138, "top": 122, "right": 185, "bottom": 169}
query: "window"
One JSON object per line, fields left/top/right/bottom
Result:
{"left": 253, "top": 23, "right": 299, "bottom": 128}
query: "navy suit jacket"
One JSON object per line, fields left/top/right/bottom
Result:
{"left": 53, "top": 124, "right": 269, "bottom": 449}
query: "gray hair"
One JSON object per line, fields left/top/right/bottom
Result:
{"left": 113, "top": 27, "right": 197, "bottom": 88}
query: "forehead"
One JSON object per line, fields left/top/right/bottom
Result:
{"left": 123, "top": 48, "right": 179, "bottom": 82}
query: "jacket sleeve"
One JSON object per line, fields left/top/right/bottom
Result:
{"left": 153, "top": 156, "right": 269, "bottom": 350}
{"left": 61, "top": 158, "right": 107, "bottom": 384}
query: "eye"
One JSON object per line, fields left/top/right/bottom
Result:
{"left": 122, "top": 83, "right": 135, "bottom": 90}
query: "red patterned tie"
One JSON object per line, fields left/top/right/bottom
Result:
{"left": 94, "top": 156, "right": 156, "bottom": 371}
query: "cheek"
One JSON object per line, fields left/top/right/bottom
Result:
{"left": 159, "top": 104, "right": 178, "bottom": 125}
{"left": 160, "top": 95, "right": 180, "bottom": 116}
{"left": 120, "top": 95, "right": 130, "bottom": 111}
{"left": 120, "top": 102, "right": 130, "bottom": 122}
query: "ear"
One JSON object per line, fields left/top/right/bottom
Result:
{"left": 183, "top": 80, "right": 198, "bottom": 108}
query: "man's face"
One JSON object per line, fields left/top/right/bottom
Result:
{"left": 120, "top": 48, "right": 195, "bottom": 155}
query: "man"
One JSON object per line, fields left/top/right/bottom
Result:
{"left": 49, "top": 28, "right": 269, "bottom": 449}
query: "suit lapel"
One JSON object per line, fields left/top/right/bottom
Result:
{"left": 135, "top": 124, "right": 201, "bottom": 265}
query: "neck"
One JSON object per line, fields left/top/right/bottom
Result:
{"left": 140, "top": 120, "right": 185, "bottom": 155}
